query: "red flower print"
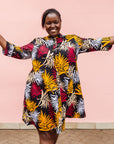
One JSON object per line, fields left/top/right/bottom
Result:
{"left": 56, "top": 38, "right": 63, "bottom": 44}
{"left": 38, "top": 45, "right": 49, "bottom": 57}
{"left": 67, "top": 47, "right": 76, "bottom": 63}
{"left": 60, "top": 87, "right": 67, "bottom": 102}
{"left": 30, "top": 121, "right": 35, "bottom": 126}
{"left": 52, "top": 68, "right": 56, "bottom": 81}
{"left": 4, "top": 46, "right": 8, "bottom": 55}
{"left": 53, "top": 45, "right": 56, "bottom": 49}
{"left": 12, "top": 53, "right": 21, "bottom": 59}
{"left": 21, "top": 43, "right": 34, "bottom": 51}
{"left": 88, "top": 47, "right": 96, "bottom": 52}
{"left": 24, "top": 99, "right": 27, "bottom": 108}
{"left": 48, "top": 102, "right": 55, "bottom": 120}
{"left": 66, "top": 103, "right": 74, "bottom": 117}
{"left": 31, "top": 82, "right": 41, "bottom": 98}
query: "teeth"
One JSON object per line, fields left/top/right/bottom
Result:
{"left": 50, "top": 29, "right": 56, "bottom": 32}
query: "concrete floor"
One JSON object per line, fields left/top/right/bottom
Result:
{"left": 0, "top": 129, "right": 114, "bottom": 144}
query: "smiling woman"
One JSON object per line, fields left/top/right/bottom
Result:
{"left": 44, "top": 13, "right": 61, "bottom": 37}
{"left": 42, "top": 9, "right": 61, "bottom": 37}
{"left": 0, "top": 8, "right": 114, "bottom": 144}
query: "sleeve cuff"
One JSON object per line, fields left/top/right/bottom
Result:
{"left": 101, "top": 37, "right": 112, "bottom": 51}
{"left": 2, "top": 41, "right": 14, "bottom": 56}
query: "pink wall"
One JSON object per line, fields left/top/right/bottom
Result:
{"left": 0, "top": 0, "right": 114, "bottom": 123}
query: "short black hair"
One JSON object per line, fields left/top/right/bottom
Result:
{"left": 42, "top": 8, "right": 61, "bottom": 28}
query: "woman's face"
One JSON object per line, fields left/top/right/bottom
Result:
{"left": 44, "top": 13, "right": 61, "bottom": 37}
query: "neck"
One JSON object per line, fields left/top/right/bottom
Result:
{"left": 48, "top": 33, "right": 62, "bottom": 38}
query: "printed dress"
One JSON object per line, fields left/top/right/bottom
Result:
{"left": 2, "top": 34, "right": 112, "bottom": 134}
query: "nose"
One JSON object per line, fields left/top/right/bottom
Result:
{"left": 50, "top": 23, "right": 55, "bottom": 28}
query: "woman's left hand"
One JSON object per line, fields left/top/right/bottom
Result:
{"left": 110, "top": 36, "right": 114, "bottom": 45}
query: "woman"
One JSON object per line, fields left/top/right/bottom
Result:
{"left": 0, "top": 8, "right": 114, "bottom": 144}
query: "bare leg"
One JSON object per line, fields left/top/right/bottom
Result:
{"left": 37, "top": 129, "right": 59, "bottom": 144}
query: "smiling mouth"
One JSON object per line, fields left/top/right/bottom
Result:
{"left": 50, "top": 29, "right": 57, "bottom": 32}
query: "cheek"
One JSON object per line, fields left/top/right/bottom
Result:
{"left": 45, "top": 26, "right": 50, "bottom": 32}
{"left": 58, "top": 25, "right": 61, "bottom": 31}
{"left": 44, "top": 24, "right": 49, "bottom": 29}
{"left": 58, "top": 23, "right": 61, "bottom": 29}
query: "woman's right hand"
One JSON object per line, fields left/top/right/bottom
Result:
{"left": 0, "top": 35, "right": 7, "bottom": 50}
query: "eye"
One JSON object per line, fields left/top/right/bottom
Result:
{"left": 54, "top": 21, "right": 59, "bottom": 24}
{"left": 46, "top": 22, "right": 51, "bottom": 25}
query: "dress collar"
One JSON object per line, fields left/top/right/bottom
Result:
{"left": 48, "top": 33, "right": 62, "bottom": 39}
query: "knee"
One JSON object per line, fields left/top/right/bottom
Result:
{"left": 38, "top": 130, "right": 58, "bottom": 144}
{"left": 40, "top": 131, "right": 52, "bottom": 141}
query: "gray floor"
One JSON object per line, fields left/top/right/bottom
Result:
{"left": 0, "top": 129, "right": 114, "bottom": 144}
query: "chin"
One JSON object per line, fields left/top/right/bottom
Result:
{"left": 50, "top": 33, "right": 59, "bottom": 37}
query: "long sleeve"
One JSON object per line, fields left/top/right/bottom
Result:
{"left": 74, "top": 35, "right": 112, "bottom": 54}
{"left": 2, "top": 39, "right": 36, "bottom": 59}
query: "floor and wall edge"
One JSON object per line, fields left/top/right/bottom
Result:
{"left": 0, "top": 123, "right": 114, "bottom": 129}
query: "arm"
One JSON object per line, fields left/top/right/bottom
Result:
{"left": 0, "top": 35, "right": 7, "bottom": 50}
{"left": 66, "top": 35, "right": 112, "bottom": 54}
{"left": 0, "top": 34, "right": 36, "bottom": 59}
{"left": 78, "top": 36, "right": 112, "bottom": 54}
{"left": 110, "top": 36, "right": 114, "bottom": 45}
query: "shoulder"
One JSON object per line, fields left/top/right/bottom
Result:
{"left": 32, "top": 37, "right": 46, "bottom": 45}
{"left": 65, "top": 34, "right": 82, "bottom": 43}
